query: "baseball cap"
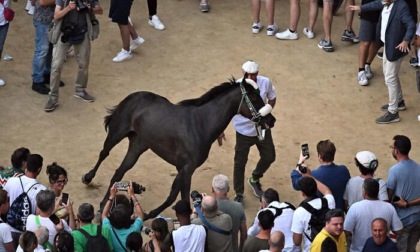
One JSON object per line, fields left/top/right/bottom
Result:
{"left": 242, "top": 61, "right": 259, "bottom": 73}
{"left": 356, "top": 151, "right": 378, "bottom": 169}
{"left": 172, "top": 199, "right": 192, "bottom": 216}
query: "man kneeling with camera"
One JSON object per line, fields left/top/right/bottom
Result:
{"left": 190, "top": 192, "right": 233, "bottom": 252}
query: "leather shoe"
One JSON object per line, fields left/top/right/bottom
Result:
{"left": 32, "top": 83, "right": 50, "bottom": 95}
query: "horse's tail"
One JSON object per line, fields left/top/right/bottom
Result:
{"left": 104, "top": 106, "right": 117, "bottom": 132}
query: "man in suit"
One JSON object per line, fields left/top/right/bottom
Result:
{"left": 350, "top": 0, "right": 415, "bottom": 124}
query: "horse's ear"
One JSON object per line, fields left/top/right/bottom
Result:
{"left": 242, "top": 73, "right": 248, "bottom": 82}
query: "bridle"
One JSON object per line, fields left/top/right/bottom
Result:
{"left": 236, "top": 79, "right": 272, "bottom": 141}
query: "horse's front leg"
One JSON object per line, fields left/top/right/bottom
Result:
{"left": 180, "top": 170, "right": 193, "bottom": 202}
{"left": 145, "top": 169, "right": 188, "bottom": 220}
{"left": 99, "top": 135, "right": 148, "bottom": 210}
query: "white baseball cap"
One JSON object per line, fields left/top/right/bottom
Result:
{"left": 356, "top": 151, "right": 378, "bottom": 169}
{"left": 242, "top": 61, "right": 259, "bottom": 74}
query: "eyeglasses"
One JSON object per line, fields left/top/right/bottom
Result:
{"left": 55, "top": 179, "right": 68, "bottom": 185}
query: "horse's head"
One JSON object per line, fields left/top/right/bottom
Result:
{"left": 237, "top": 76, "right": 276, "bottom": 135}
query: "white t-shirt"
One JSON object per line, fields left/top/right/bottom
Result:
{"left": 248, "top": 202, "right": 300, "bottom": 252}
{"left": 343, "top": 200, "right": 403, "bottom": 252}
{"left": 16, "top": 244, "right": 48, "bottom": 252}
{"left": 0, "top": 222, "right": 13, "bottom": 252}
{"left": 343, "top": 176, "right": 388, "bottom": 208}
{"left": 26, "top": 215, "right": 72, "bottom": 245}
{"left": 172, "top": 224, "right": 206, "bottom": 252}
{"left": 380, "top": 3, "right": 394, "bottom": 43}
{"left": 290, "top": 194, "right": 335, "bottom": 252}
{"left": 4, "top": 176, "right": 46, "bottom": 233}
{"left": 233, "top": 75, "right": 276, "bottom": 136}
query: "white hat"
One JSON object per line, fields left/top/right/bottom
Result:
{"left": 356, "top": 151, "right": 378, "bottom": 169}
{"left": 242, "top": 61, "right": 259, "bottom": 73}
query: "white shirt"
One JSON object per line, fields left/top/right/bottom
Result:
{"left": 4, "top": 176, "right": 46, "bottom": 233}
{"left": 26, "top": 214, "right": 72, "bottom": 245}
{"left": 233, "top": 75, "right": 276, "bottom": 136}
{"left": 172, "top": 224, "right": 206, "bottom": 252}
{"left": 343, "top": 176, "right": 388, "bottom": 208}
{"left": 248, "top": 202, "right": 300, "bottom": 252}
{"left": 380, "top": 3, "right": 394, "bottom": 43}
{"left": 290, "top": 194, "right": 335, "bottom": 252}
{"left": 344, "top": 200, "right": 403, "bottom": 252}
{"left": 16, "top": 245, "right": 49, "bottom": 252}
{"left": 0, "top": 222, "right": 13, "bottom": 252}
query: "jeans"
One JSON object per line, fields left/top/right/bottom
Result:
{"left": 383, "top": 48, "right": 404, "bottom": 114}
{"left": 397, "top": 220, "right": 420, "bottom": 252}
{"left": 32, "top": 20, "right": 53, "bottom": 83}
{"left": 0, "top": 23, "right": 10, "bottom": 59}
{"left": 50, "top": 32, "right": 90, "bottom": 101}
{"left": 233, "top": 129, "right": 276, "bottom": 194}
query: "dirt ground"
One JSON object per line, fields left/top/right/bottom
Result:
{"left": 1, "top": 0, "right": 420, "bottom": 243}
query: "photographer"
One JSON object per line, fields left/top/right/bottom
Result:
{"left": 191, "top": 193, "right": 233, "bottom": 252}
{"left": 45, "top": 0, "right": 103, "bottom": 112}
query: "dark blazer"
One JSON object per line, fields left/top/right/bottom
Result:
{"left": 360, "top": 0, "right": 415, "bottom": 62}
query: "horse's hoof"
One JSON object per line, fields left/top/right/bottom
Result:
{"left": 81, "top": 174, "right": 92, "bottom": 184}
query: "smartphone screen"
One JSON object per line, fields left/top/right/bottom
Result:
{"left": 116, "top": 181, "right": 130, "bottom": 191}
{"left": 301, "top": 144, "right": 310, "bottom": 159}
{"left": 61, "top": 193, "right": 69, "bottom": 205}
{"left": 49, "top": 214, "right": 60, "bottom": 225}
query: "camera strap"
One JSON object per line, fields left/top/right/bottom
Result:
{"left": 193, "top": 205, "right": 231, "bottom": 236}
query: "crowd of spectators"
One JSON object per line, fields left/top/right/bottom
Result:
{"left": 0, "top": 134, "right": 418, "bottom": 252}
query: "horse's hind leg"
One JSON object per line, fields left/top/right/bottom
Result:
{"left": 99, "top": 133, "right": 149, "bottom": 210}
{"left": 82, "top": 124, "right": 129, "bottom": 184}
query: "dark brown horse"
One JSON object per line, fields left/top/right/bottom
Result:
{"left": 82, "top": 76, "right": 276, "bottom": 219}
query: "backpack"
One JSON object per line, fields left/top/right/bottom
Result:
{"left": 301, "top": 197, "right": 329, "bottom": 242}
{"left": 268, "top": 201, "right": 296, "bottom": 218}
{"left": 6, "top": 176, "right": 39, "bottom": 232}
{"left": 77, "top": 225, "right": 111, "bottom": 252}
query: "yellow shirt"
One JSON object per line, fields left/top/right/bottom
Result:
{"left": 310, "top": 228, "right": 347, "bottom": 252}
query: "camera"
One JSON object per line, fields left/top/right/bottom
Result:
{"left": 116, "top": 181, "right": 146, "bottom": 194}
{"left": 190, "top": 190, "right": 203, "bottom": 207}
{"left": 61, "top": 25, "right": 77, "bottom": 43}
{"left": 143, "top": 227, "right": 152, "bottom": 235}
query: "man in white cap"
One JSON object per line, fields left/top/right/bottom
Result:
{"left": 343, "top": 151, "right": 388, "bottom": 210}
{"left": 231, "top": 60, "right": 276, "bottom": 203}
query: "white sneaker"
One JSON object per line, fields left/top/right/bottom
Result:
{"left": 128, "top": 16, "right": 133, "bottom": 26}
{"left": 303, "top": 27, "right": 314, "bottom": 39}
{"left": 358, "top": 71, "right": 368, "bottom": 86}
{"left": 130, "top": 37, "right": 145, "bottom": 51}
{"left": 266, "top": 24, "right": 278, "bottom": 36}
{"left": 252, "top": 22, "right": 263, "bottom": 34}
{"left": 112, "top": 49, "right": 133, "bottom": 63}
{"left": 25, "top": 0, "right": 31, "bottom": 11}
{"left": 0, "top": 79, "right": 5, "bottom": 86}
{"left": 365, "top": 64, "right": 373, "bottom": 79}
{"left": 148, "top": 15, "right": 165, "bottom": 30}
{"left": 275, "top": 29, "right": 298, "bottom": 40}
{"left": 28, "top": 5, "right": 34, "bottom": 15}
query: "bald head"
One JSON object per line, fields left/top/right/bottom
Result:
{"left": 269, "top": 231, "right": 285, "bottom": 252}
{"left": 202, "top": 195, "right": 218, "bottom": 215}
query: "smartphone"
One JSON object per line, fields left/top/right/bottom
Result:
{"left": 49, "top": 214, "right": 60, "bottom": 225}
{"left": 116, "top": 181, "right": 130, "bottom": 191}
{"left": 61, "top": 193, "right": 69, "bottom": 205}
{"left": 392, "top": 196, "right": 401, "bottom": 202}
{"left": 173, "top": 220, "right": 180, "bottom": 230}
{"left": 301, "top": 144, "right": 310, "bottom": 159}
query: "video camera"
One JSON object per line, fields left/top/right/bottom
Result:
{"left": 116, "top": 181, "right": 146, "bottom": 194}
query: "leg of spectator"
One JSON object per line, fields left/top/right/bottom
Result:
{"left": 265, "top": 0, "right": 275, "bottom": 25}
{"left": 322, "top": 0, "right": 333, "bottom": 42}
{"left": 344, "top": 0, "right": 355, "bottom": 31}
{"left": 308, "top": 0, "right": 318, "bottom": 32}
{"left": 406, "top": 221, "right": 420, "bottom": 252}
{"left": 0, "top": 23, "right": 10, "bottom": 59}
{"left": 74, "top": 34, "right": 91, "bottom": 93}
{"left": 289, "top": 0, "right": 300, "bottom": 31}
{"left": 147, "top": 0, "right": 157, "bottom": 17}
{"left": 233, "top": 133, "right": 253, "bottom": 195}
{"left": 382, "top": 50, "right": 404, "bottom": 114}
{"left": 49, "top": 41, "right": 69, "bottom": 102}
{"left": 253, "top": 129, "right": 275, "bottom": 180}
{"left": 252, "top": 0, "right": 261, "bottom": 24}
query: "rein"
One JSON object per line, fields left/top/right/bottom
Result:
{"left": 237, "top": 82, "right": 265, "bottom": 140}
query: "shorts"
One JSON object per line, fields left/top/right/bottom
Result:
{"left": 359, "top": 19, "right": 377, "bottom": 42}
{"left": 109, "top": 0, "right": 133, "bottom": 25}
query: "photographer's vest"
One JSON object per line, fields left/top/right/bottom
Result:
{"left": 61, "top": 3, "right": 88, "bottom": 35}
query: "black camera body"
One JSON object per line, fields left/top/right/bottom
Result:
{"left": 116, "top": 181, "right": 146, "bottom": 194}
{"left": 144, "top": 227, "right": 152, "bottom": 235}
{"left": 298, "top": 164, "right": 307, "bottom": 174}
{"left": 190, "top": 190, "right": 203, "bottom": 207}
{"left": 61, "top": 24, "right": 77, "bottom": 43}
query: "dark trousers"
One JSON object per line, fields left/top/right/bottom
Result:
{"left": 233, "top": 129, "right": 275, "bottom": 194}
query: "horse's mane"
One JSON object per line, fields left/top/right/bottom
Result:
{"left": 178, "top": 78, "right": 238, "bottom": 106}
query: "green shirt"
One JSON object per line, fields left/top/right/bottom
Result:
{"left": 72, "top": 223, "right": 114, "bottom": 252}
